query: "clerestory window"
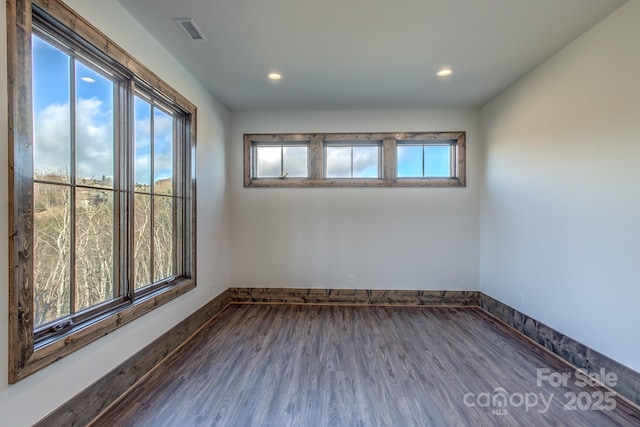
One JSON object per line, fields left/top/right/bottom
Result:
{"left": 244, "top": 132, "right": 465, "bottom": 187}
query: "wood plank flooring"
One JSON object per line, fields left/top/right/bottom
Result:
{"left": 92, "top": 305, "right": 640, "bottom": 426}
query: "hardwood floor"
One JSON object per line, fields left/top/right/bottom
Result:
{"left": 93, "top": 304, "right": 640, "bottom": 426}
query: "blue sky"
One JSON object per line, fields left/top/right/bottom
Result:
{"left": 397, "top": 144, "right": 450, "bottom": 177}
{"left": 134, "top": 96, "right": 173, "bottom": 186}
{"left": 32, "top": 34, "right": 173, "bottom": 186}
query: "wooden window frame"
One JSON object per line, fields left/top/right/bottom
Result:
{"left": 244, "top": 132, "right": 466, "bottom": 188}
{"left": 7, "top": 0, "right": 197, "bottom": 383}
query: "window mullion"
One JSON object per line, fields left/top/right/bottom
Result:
{"left": 450, "top": 143, "right": 456, "bottom": 177}
{"left": 119, "top": 79, "right": 133, "bottom": 301}
{"left": 149, "top": 106, "right": 155, "bottom": 284}
{"left": 309, "top": 136, "right": 323, "bottom": 180}
{"left": 172, "top": 120, "right": 179, "bottom": 276}
{"left": 172, "top": 119, "right": 180, "bottom": 276}
{"left": 383, "top": 138, "right": 396, "bottom": 180}
{"left": 350, "top": 146, "right": 354, "bottom": 178}
{"left": 456, "top": 132, "right": 465, "bottom": 183}
{"left": 252, "top": 144, "right": 257, "bottom": 178}
{"left": 69, "top": 57, "right": 77, "bottom": 315}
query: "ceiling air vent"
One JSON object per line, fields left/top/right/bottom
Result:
{"left": 173, "top": 18, "right": 207, "bottom": 41}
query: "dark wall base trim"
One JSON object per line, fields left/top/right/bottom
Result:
{"left": 228, "top": 287, "right": 479, "bottom": 306}
{"left": 479, "top": 293, "right": 640, "bottom": 409}
{"left": 34, "top": 289, "right": 232, "bottom": 427}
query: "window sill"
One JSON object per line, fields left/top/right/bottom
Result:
{"left": 10, "top": 279, "right": 195, "bottom": 384}
{"left": 244, "top": 178, "right": 466, "bottom": 188}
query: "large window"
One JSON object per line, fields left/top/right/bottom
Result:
{"left": 8, "top": 0, "right": 196, "bottom": 382}
{"left": 244, "top": 132, "right": 466, "bottom": 187}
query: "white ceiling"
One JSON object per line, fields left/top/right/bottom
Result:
{"left": 118, "top": 0, "right": 626, "bottom": 111}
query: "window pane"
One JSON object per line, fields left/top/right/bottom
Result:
{"left": 282, "top": 146, "right": 307, "bottom": 178}
{"left": 75, "top": 188, "right": 115, "bottom": 311}
{"left": 134, "top": 194, "right": 152, "bottom": 289}
{"left": 34, "top": 183, "right": 71, "bottom": 327}
{"left": 256, "top": 146, "right": 281, "bottom": 177}
{"left": 32, "top": 35, "right": 71, "bottom": 183}
{"left": 75, "top": 61, "right": 114, "bottom": 188}
{"left": 154, "top": 108, "right": 173, "bottom": 195}
{"left": 134, "top": 96, "right": 152, "bottom": 190}
{"left": 325, "top": 146, "right": 351, "bottom": 178}
{"left": 397, "top": 145, "right": 423, "bottom": 178}
{"left": 154, "top": 196, "right": 174, "bottom": 282}
{"left": 353, "top": 146, "right": 379, "bottom": 178}
{"left": 424, "top": 145, "right": 451, "bottom": 177}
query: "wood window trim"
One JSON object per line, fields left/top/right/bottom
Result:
{"left": 244, "top": 132, "right": 466, "bottom": 188}
{"left": 7, "top": 0, "right": 197, "bottom": 383}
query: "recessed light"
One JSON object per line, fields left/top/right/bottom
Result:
{"left": 436, "top": 68, "right": 453, "bottom": 77}
{"left": 81, "top": 77, "right": 95, "bottom": 83}
{"left": 268, "top": 73, "right": 282, "bottom": 80}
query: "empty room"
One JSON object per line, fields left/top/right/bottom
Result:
{"left": 1, "top": 0, "right": 639, "bottom": 426}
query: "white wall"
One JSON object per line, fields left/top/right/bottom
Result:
{"left": 480, "top": 1, "right": 640, "bottom": 372}
{"left": 3, "top": 0, "right": 637, "bottom": 423}
{"left": 230, "top": 109, "right": 480, "bottom": 291}
{"left": 0, "top": 1, "right": 230, "bottom": 425}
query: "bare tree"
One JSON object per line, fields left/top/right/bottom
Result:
{"left": 33, "top": 173, "right": 175, "bottom": 327}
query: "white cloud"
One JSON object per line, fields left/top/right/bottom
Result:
{"left": 256, "top": 146, "right": 281, "bottom": 177}
{"left": 76, "top": 98, "right": 113, "bottom": 181}
{"left": 153, "top": 111, "right": 173, "bottom": 137}
{"left": 326, "top": 145, "right": 378, "bottom": 178}
{"left": 254, "top": 146, "right": 308, "bottom": 178}
{"left": 282, "top": 146, "right": 307, "bottom": 177}
{"left": 34, "top": 98, "right": 175, "bottom": 185}
{"left": 152, "top": 114, "right": 173, "bottom": 181}
{"left": 326, "top": 146, "right": 351, "bottom": 177}
{"left": 353, "top": 146, "right": 378, "bottom": 177}
{"left": 33, "top": 103, "right": 71, "bottom": 176}
{"left": 154, "top": 152, "right": 173, "bottom": 181}
{"left": 34, "top": 98, "right": 114, "bottom": 181}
